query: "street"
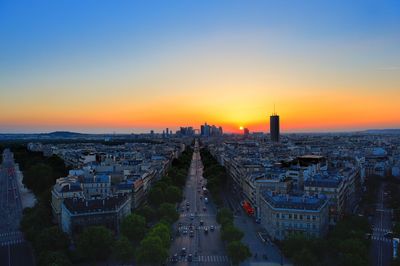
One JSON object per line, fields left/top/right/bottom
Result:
{"left": 0, "top": 149, "right": 34, "bottom": 266}
{"left": 371, "top": 182, "right": 393, "bottom": 266}
{"left": 168, "top": 141, "right": 229, "bottom": 265}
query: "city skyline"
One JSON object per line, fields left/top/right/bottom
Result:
{"left": 1, "top": 1, "right": 400, "bottom": 134}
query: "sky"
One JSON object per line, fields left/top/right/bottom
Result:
{"left": 0, "top": 0, "right": 399, "bottom": 134}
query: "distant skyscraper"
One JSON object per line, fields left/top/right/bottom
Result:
{"left": 200, "top": 123, "right": 222, "bottom": 137}
{"left": 270, "top": 113, "right": 280, "bottom": 142}
{"left": 243, "top": 128, "right": 249, "bottom": 136}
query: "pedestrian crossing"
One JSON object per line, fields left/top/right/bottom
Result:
{"left": 178, "top": 255, "right": 229, "bottom": 263}
{"left": 178, "top": 225, "right": 219, "bottom": 231}
{"left": 373, "top": 227, "right": 391, "bottom": 233}
{"left": 197, "top": 255, "right": 229, "bottom": 262}
{"left": 0, "top": 231, "right": 25, "bottom": 246}
{"left": 180, "top": 213, "right": 215, "bottom": 218}
{"left": 371, "top": 236, "right": 393, "bottom": 243}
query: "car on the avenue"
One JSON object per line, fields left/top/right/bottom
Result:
{"left": 181, "top": 247, "right": 187, "bottom": 256}
{"left": 172, "top": 253, "right": 178, "bottom": 263}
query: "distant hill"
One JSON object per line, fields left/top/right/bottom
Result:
{"left": 44, "top": 131, "right": 88, "bottom": 137}
{"left": 363, "top": 129, "right": 400, "bottom": 134}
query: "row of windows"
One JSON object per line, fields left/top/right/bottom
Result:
{"left": 276, "top": 213, "right": 318, "bottom": 221}
{"left": 277, "top": 221, "right": 317, "bottom": 229}
{"left": 86, "top": 189, "right": 109, "bottom": 194}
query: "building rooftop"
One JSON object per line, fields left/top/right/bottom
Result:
{"left": 63, "top": 195, "right": 129, "bottom": 214}
{"left": 262, "top": 191, "right": 327, "bottom": 211}
{"left": 304, "top": 173, "right": 343, "bottom": 188}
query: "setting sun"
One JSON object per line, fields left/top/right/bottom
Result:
{"left": 239, "top": 126, "right": 244, "bottom": 130}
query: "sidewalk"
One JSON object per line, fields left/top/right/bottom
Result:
{"left": 15, "top": 163, "right": 36, "bottom": 209}
{"left": 233, "top": 209, "right": 292, "bottom": 266}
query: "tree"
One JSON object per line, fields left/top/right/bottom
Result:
{"left": 137, "top": 205, "right": 156, "bottom": 223}
{"left": 121, "top": 214, "right": 146, "bottom": 243}
{"left": 148, "top": 222, "right": 171, "bottom": 248}
{"left": 20, "top": 202, "right": 52, "bottom": 241}
{"left": 158, "top": 203, "right": 179, "bottom": 223}
{"left": 136, "top": 235, "right": 169, "bottom": 265}
{"left": 24, "top": 163, "right": 54, "bottom": 195}
{"left": 148, "top": 186, "right": 165, "bottom": 207}
{"left": 292, "top": 247, "right": 318, "bottom": 266}
{"left": 216, "top": 208, "right": 233, "bottom": 226}
{"left": 221, "top": 224, "right": 244, "bottom": 242}
{"left": 394, "top": 222, "right": 400, "bottom": 237}
{"left": 34, "top": 226, "right": 70, "bottom": 253}
{"left": 341, "top": 253, "right": 368, "bottom": 266}
{"left": 282, "top": 233, "right": 309, "bottom": 258}
{"left": 37, "top": 251, "right": 72, "bottom": 266}
{"left": 227, "top": 241, "right": 251, "bottom": 265}
{"left": 76, "top": 226, "right": 114, "bottom": 262}
{"left": 338, "top": 238, "right": 367, "bottom": 256}
{"left": 165, "top": 185, "right": 182, "bottom": 203}
{"left": 112, "top": 236, "right": 135, "bottom": 263}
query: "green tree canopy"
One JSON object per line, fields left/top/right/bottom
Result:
{"left": 227, "top": 241, "right": 251, "bottom": 266}
{"left": 148, "top": 186, "right": 165, "bottom": 207}
{"left": 136, "top": 235, "right": 169, "bottom": 265}
{"left": 24, "top": 163, "right": 54, "bottom": 195}
{"left": 112, "top": 236, "right": 135, "bottom": 263}
{"left": 37, "top": 251, "right": 72, "bottom": 266}
{"left": 137, "top": 205, "right": 156, "bottom": 223}
{"left": 221, "top": 224, "right": 244, "bottom": 243}
{"left": 121, "top": 214, "right": 147, "bottom": 243}
{"left": 76, "top": 226, "right": 114, "bottom": 262}
{"left": 165, "top": 185, "right": 182, "bottom": 203}
{"left": 216, "top": 208, "right": 234, "bottom": 226}
{"left": 158, "top": 203, "right": 179, "bottom": 223}
{"left": 292, "top": 248, "right": 318, "bottom": 266}
{"left": 34, "top": 226, "right": 70, "bottom": 253}
{"left": 20, "top": 202, "right": 52, "bottom": 241}
{"left": 148, "top": 222, "right": 171, "bottom": 248}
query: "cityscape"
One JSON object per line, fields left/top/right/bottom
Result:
{"left": 1, "top": 1, "right": 400, "bottom": 266}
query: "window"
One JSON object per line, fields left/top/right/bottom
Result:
{"left": 312, "top": 215, "right": 316, "bottom": 220}
{"left": 294, "top": 214, "right": 298, "bottom": 219}
{"left": 289, "top": 214, "right": 292, "bottom": 219}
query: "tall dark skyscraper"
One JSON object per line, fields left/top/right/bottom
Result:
{"left": 270, "top": 113, "right": 280, "bottom": 142}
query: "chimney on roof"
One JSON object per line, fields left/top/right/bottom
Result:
{"left": 85, "top": 200, "right": 88, "bottom": 207}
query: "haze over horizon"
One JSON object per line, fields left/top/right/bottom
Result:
{"left": 1, "top": 1, "right": 399, "bottom": 134}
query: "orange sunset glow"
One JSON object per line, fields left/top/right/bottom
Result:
{"left": 0, "top": 1, "right": 399, "bottom": 133}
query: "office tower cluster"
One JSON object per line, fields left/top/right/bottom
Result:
{"left": 178, "top": 127, "right": 195, "bottom": 136}
{"left": 200, "top": 123, "right": 223, "bottom": 137}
